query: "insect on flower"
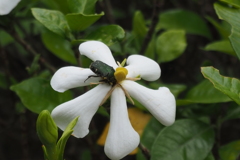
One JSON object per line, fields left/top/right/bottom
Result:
{"left": 84, "top": 60, "right": 117, "bottom": 86}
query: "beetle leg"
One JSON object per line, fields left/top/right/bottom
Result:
{"left": 84, "top": 75, "right": 100, "bottom": 83}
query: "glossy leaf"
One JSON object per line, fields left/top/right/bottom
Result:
{"left": 204, "top": 40, "right": 236, "bottom": 56}
{"left": 66, "top": 12, "right": 104, "bottom": 31}
{"left": 67, "top": 0, "right": 97, "bottom": 14}
{"left": 184, "top": 80, "right": 231, "bottom": 104}
{"left": 220, "top": 0, "right": 240, "bottom": 8}
{"left": 201, "top": 66, "right": 240, "bottom": 105}
{"left": 41, "top": 30, "right": 76, "bottom": 64}
{"left": 31, "top": 8, "right": 71, "bottom": 38}
{"left": 214, "top": 3, "right": 240, "bottom": 60}
{"left": 158, "top": 9, "right": 211, "bottom": 39}
{"left": 136, "top": 118, "right": 164, "bottom": 160}
{"left": 156, "top": 30, "right": 187, "bottom": 63}
{"left": 10, "top": 77, "right": 72, "bottom": 113}
{"left": 151, "top": 119, "right": 215, "bottom": 160}
{"left": 219, "top": 140, "right": 240, "bottom": 160}
{"left": 84, "top": 25, "right": 125, "bottom": 46}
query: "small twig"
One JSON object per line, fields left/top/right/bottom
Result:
{"left": 139, "top": 0, "right": 164, "bottom": 55}
{"left": 99, "top": 0, "right": 115, "bottom": 24}
{"left": 138, "top": 143, "right": 151, "bottom": 160}
{"left": 10, "top": 29, "right": 56, "bottom": 73}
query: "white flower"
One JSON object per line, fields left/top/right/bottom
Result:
{"left": 51, "top": 41, "right": 176, "bottom": 159}
{"left": 0, "top": 0, "right": 21, "bottom": 15}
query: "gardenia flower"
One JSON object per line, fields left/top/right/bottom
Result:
{"left": 0, "top": 0, "right": 21, "bottom": 15}
{"left": 51, "top": 41, "right": 176, "bottom": 160}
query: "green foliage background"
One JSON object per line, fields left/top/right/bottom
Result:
{"left": 0, "top": 0, "right": 240, "bottom": 160}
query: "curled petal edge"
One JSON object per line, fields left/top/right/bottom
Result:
{"left": 50, "top": 66, "right": 100, "bottom": 92}
{"left": 51, "top": 84, "right": 111, "bottom": 138}
{"left": 79, "top": 41, "right": 118, "bottom": 68}
{"left": 125, "top": 55, "right": 161, "bottom": 81}
{"left": 122, "top": 80, "right": 176, "bottom": 126}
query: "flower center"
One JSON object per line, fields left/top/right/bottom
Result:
{"left": 114, "top": 67, "right": 128, "bottom": 83}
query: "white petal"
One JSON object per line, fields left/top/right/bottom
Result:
{"left": 0, "top": 0, "right": 20, "bottom": 15}
{"left": 104, "top": 87, "right": 140, "bottom": 160}
{"left": 122, "top": 80, "right": 176, "bottom": 126}
{"left": 79, "top": 41, "right": 118, "bottom": 68}
{"left": 125, "top": 55, "right": 161, "bottom": 81}
{"left": 50, "top": 66, "right": 101, "bottom": 92}
{"left": 51, "top": 84, "right": 111, "bottom": 138}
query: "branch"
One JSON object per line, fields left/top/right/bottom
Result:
{"left": 138, "top": 143, "right": 151, "bottom": 160}
{"left": 7, "top": 29, "right": 56, "bottom": 73}
{"left": 139, "top": 0, "right": 164, "bottom": 55}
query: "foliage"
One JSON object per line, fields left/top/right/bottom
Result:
{"left": 1, "top": 0, "right": 240, "bottom": 160}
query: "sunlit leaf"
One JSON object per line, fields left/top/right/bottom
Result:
{"left": 219, "top": 140, "right": 240, "bottom": 160}
{"left": 66, "top": 12, "right": 104, "bottom": 31}
{"left": 41, "top": 30, "right": 76, "bottom": 64}
{"left": 158, "top": 9, "right": 211, "bottom": 39}
{"left": 204, "top": 40, "right": 236, "bottom": 56}
{"left": 75, "top": 25, "right": 125, "bottom": 46}
{"left": 10, "top": 77, "right": 72, "bottom": 113}
{"left": 214, "top": 3, "right": 240, "bottom": 60}
{"left": 156, "top": 30, "right": 187, "bottom": 63}
{"left": 67, "top": 0, "right": 98, "bottom": 14}
{"left": 151, "top": 119, "right": 215, "bottom": 160}
{"left": 31, "top": 8, "right": 71, "bottom": 38}
{"left": 220, "top": 0, "right": 240, "bottom": 8}
{"left": 201, "top": 66, "right": 240, "bottom": 105}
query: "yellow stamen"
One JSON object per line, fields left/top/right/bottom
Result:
{"left": 114, "top": 67, "right": 128, "bottom": 83}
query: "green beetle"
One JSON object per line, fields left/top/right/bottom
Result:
{"left": 85, "top": 60, "right": 117, "bottom": 86}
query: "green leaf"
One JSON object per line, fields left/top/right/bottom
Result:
{"left": 67, "top": 0, "right": 98, "bottom": 14}
{"left": 66, "top": 12, "right": 104, "bottom": 31}
{"left": 158, "top": 9, "right": 211, "bottom": 39}
{"left": 81, "top": 25, "right": 125, "bottom": 46}
{"left": 221, "top": 105, "right": 240, "bottom": 122}
{"left": 10, "top": 77, "right": 72, "bottom": 113}
{"left": 151, "top": 119, "right": 215, "bottom": 160}
{"left": 136, "top": 118, "right": 164, "bottom": 160}
{"left": 37, "top": 110, "right": 58, "bottom": 160}
{"left": 156, "top": 30, "right": 187, "bottom": 63}
{"left": 41, "top": 30, "right": 77, "bottom": 64}
{"left": 204, "top": 40, "right": 236, "bottom": 56}
{"left": 42, "top": 0, "right": 70, "bottom": 14}
{"left": 183, "top": 80, "right": 232, "bottom": 104}
{"left": 37, "top": 110, "right": 58, "bottom": 147}
{"left": 57, "top": 116, "right": 79, "bottom": 160}
{"left": 31, "top": 8, "right": 71, "bottom": 38}
{"left": 214, "top": 3, "right": 240, "bottom": 60}
{"left": 205, "top": 16, "right": 230, "bottom": 39}
{"left": 201, "top": 66, "right": 240, "bottom": 105}
{"left": 219, "top": 140, "right": 240, "bottom": 160}
{"left": 204, "top": 153, "right": 215, "bottom": 160}
{"left": 219, "top": 0, "right": 240, "bottom": 8}
{"left": 132, "top": 10, "right": 148, "bottom": 49}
